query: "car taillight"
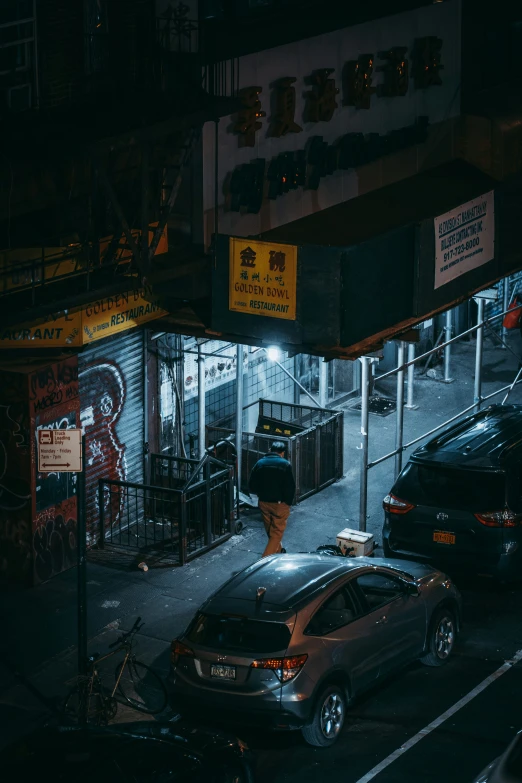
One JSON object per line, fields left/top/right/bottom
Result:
{"left": 383, "top": 494, "right": 415, "bottom": 515}
{"left": 251, "top": 654, "right": 308, "bottom": 683}
{"left": 170, "top": 640, "right": 194, "bottom": 666}
{"left": 474, "top": 510, "right": 520, "bottom": 528}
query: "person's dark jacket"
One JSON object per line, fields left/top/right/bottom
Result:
{"left": 249, "top": 453, "right": 296, "bottom": 506}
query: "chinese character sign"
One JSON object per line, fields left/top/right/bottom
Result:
{"left": 229, "top": 238, "right": 297, "bottom": 320}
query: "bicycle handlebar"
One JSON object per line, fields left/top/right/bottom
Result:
{"left": 108, "top": 616, "right": 143, "bottom": 648}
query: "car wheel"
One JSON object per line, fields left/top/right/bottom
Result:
{"left": 420, "top": 607, "right": 456, "bottom": 667}
{"left": 301, "top": 685, "right": 346, "bottom": 747}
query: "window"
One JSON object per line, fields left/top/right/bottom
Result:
{"left": 186, "top": 613, "right": 291, "bottom": 653}
{"left": 393, "top": 463, "right": 506, "bottom": 512}
{"left": 0, "top": 0, "right": 36, "bottom": 111}
{"left": 305, "top": 587, "right": 358, "bottom": 636}
{"left": 355, "top": 573, "right": 403, "bottom": 612}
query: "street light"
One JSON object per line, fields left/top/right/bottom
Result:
{"left": 267, "top": 346, "right": 281, "bottom": 362}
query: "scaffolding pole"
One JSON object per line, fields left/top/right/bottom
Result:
{"left": 395, "top": 341, "right": 406, "bottom": 478}
{"left": 443, "top": 309, "right": 454, "bottom": 382}
{"left": 197, "top": 342, "right": 206, "bottom": 459}
{"left": 235, "top": 344, "right": 244, "bottom": 498}
{"left": 474, "top": 297, "right": 485, "bottom": 412}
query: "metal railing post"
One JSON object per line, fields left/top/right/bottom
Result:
{"left": 359, "top": 356, "right": 371, "bottom": 532}
{"left": 319, "top": 358, "right": 328, "bottom": 408}
{"left": 443, "top": 309, "right": 454, "bottom": 382}
{"left": 395, "top": 341, "right": 406, "bottom": 478}
{"left": 197, "top": 341, "right": 206, "bottom": 459}
{"left": 405, "top": 342, "right": 417, "bottom": 409}
{"left": 474, "top": 297, "right": 485, "bottom": 411}
{"left": 235, "top": 343, "right": 244, "bottom": 498}
{"left": 501, "top": 276, "right": 510, "bottom": 348}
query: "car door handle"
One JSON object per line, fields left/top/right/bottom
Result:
{"left": 375, "top": 616, "right": 388, "bottom": 625}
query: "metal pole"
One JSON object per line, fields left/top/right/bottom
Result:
{"left": 235, "top": 344, "right": 244, "bottom": 500}
{"left": 77, "top": 437, "right": 87, "bottom": 678}
{"left": 474, "top": 297, "right": 485, "bottom": 412}
{"left": 359, "top": 357, "right": 371, "bottom": 532}
{"left": 319, "top": 358, "right": 328, "bottom": 408}
{"left": 395, "top": 341, "right": 406, "bottom": 478}
{"left": 405, "top": 342, "right": 417, "bottom": 409}
{"left": 443, "top": 309, "right": 454, "bottom": 382}
{"left": 267, "top": 352, "right": 321, "bottom": 406}
{"left": 501, "top": 276, "right": 510, "bottom": 347}
{"left": 197, "top": 342, "right": 206, "bottom": 458}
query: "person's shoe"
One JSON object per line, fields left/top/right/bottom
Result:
{"left": 280, "top": 547, "right": 287, "bottom": 553}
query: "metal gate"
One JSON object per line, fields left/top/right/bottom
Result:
{"left": 79, "top": 330, "right": 145, "bottom": 544}
{"left": 206, "top": 399, "right": 343, "bottom": 503}
{"left": 96, "top": 454, "right": 233, "bottom": 565}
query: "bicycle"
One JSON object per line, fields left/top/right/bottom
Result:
{"left": 63, "top": 616, "right": 168, "bottom": 725}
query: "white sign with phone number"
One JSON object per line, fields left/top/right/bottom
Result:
{"left": 434, "top": 191, "right": 495, "bottom": 290}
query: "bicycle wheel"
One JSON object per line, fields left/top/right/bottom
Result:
{"left": 63, "top": 679, "right": 116, "bottom": 725}
{"left": 115, "top": 658, "right": 168, "bottom": 714}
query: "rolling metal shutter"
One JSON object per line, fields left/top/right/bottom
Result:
{"left": 79, "top": 330, "right": 145, "bottom": 542}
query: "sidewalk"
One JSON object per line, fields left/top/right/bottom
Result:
{"left": 1, "top": 331, "right": 520, "bottom": 748}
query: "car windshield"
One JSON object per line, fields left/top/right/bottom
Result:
{"left": 393, "top": 462, "right": 506, "bottom": 511}
{"left": 186, "top": 613, "right": 291, "bottom": 654}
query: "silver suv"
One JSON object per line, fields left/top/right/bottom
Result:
{"left": 168, "top": 553, "right": 462, "bottom": 747}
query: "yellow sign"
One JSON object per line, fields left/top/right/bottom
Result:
{"left": 82, "top": 288, "right": 166, "bottom": 343}
{"left": 229, "top": 237, "right": 297, "bottom": 320}
{"left": 0, "top": 286, "right": 167, "bottom": 348}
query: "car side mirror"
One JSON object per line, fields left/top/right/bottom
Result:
{"left": 403, "top": 582, "right": 419, "bottom": 597}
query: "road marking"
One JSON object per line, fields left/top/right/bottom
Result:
{"left": 354, "top": 648, "right": 522, "bottom": 783}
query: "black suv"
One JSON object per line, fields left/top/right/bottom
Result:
{"left": 382, "top": 404, "right": 522, "bottom": 581}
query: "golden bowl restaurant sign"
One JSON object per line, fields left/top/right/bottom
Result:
{"left": 229, "top": 237, "right": 297, "bottom": 320}
{"left": 0, "top": 286, "right": 167, "bottom": 348}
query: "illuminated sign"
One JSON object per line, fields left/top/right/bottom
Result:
{"left": 229, "top": 238, "right": 297, "bottom": 320}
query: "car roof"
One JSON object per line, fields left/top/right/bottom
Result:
{"left": 202, "top": 553, "right": 420, "bottom": 616}
{"left": 411, "top": 404, "right": 522, "bottom": 469}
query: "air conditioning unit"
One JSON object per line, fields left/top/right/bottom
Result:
{"left": 8, "top": 83, "right": 32, "bottom": 111}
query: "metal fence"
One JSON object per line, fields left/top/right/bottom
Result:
{"left": 98, "top": 455, "right": 233, "bottom": 565}
{"left": 358, "top": 291, "right": 522, "bottom": 530}
{"left": 206, "top": 399, "right": 343, "bottom": 503}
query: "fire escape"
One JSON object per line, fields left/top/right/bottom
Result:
{"left": 0, "top": 3, "right": 238, "bottom": 331}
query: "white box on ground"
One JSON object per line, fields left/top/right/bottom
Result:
{"left": 336, "top": 528, "right": 374, "bottom": 557}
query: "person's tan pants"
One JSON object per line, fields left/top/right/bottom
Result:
{"left": 259, "top": 500, "right": 290, "bottom": 557}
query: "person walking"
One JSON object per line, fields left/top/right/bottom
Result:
{"left": 249, "top": 441, "right": 296, "bottom": 557}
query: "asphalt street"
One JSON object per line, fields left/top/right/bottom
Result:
{"left": 238, "top": 576, "right": 522, "bottom": 783}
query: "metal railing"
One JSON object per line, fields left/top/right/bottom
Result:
{"left": 205, "top": 399, "right": 343, "bottom": 503}
{"left": 98, "top": 455, "right": 233, "bottom": 565}
{"left": 358, "top": 294, "right": 522, "bottom": 530}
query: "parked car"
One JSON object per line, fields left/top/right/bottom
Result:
{"left": 0, "top": 721, "right": 254, "bottom": 783}
{"left": 474, "top": 729, "right": 522, "bottom": 782}
{"left": 382, "top": 404, "right": 522, "bottom": 581}
{"left": 168, "top": 552, "right": 461, "bottom": 747}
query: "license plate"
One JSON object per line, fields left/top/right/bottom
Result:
{"left": 433, "top": 530, "right": 456, "bottom": 545}
{"left": 210, "top": 664, "right": 236, "bottom": 680}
